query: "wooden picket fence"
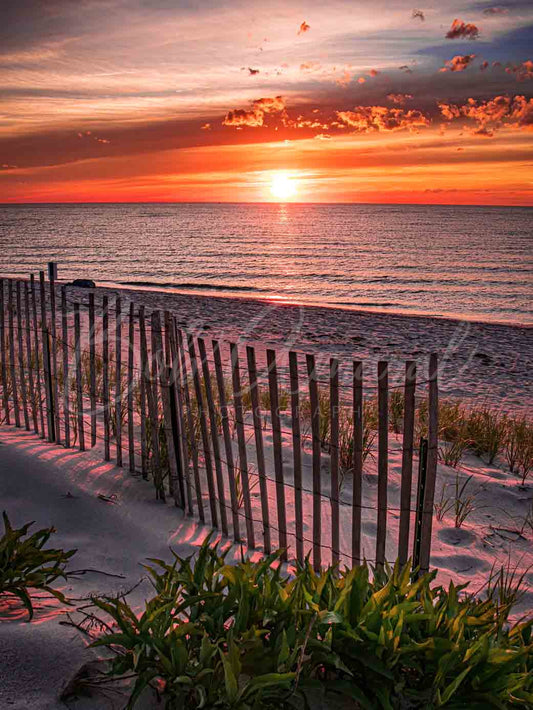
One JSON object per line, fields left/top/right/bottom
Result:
{"left": 0, "top": 272, "right": 439, "bottom": 573}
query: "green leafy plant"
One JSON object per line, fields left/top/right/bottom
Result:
{"left": 0, "top": 512, "right": 76, "bottom": 620}
{"left": 86, "top": 539, "right": 533, "bottom": 710}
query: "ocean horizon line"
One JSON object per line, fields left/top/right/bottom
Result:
{"left": 1, "top": 201, "right": 532, "bottom": 209}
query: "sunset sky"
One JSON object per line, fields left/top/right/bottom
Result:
{"left": 1, "top": 0, "right": 532, "bottom": 204}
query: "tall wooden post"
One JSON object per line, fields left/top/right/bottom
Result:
{"left": 419, "top": 354, "right": 439, "bottom": 574}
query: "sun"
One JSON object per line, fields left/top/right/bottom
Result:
{"left": 270, "top": 172, "right": 297, "bottom": 201}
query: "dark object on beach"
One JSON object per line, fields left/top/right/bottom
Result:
{"left": 71, "top": 278, "right": 96, "bottom": 288}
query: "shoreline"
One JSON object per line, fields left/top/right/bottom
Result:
{"left": 57, "top": 279, "right": 532, "bottom": 413}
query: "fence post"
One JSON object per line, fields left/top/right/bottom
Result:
{"left": 398, "top": 361, "right": 416, "bottom": 567}
{"left": 306, "top": 353, "right": 321, "bottom": 571}
{"left": 419, "top": 354, "right": 439, "bottom": 575}
{"left": 49, "top": 269, "right": 61, "bottom": 443}
{"left": 39, "top": 272, "right": 55, "bottom": 442}
{"left": 138, "top": 306, "right": 149, "bottom": 479}
{"left": 413, "top": 437, "right": 428, "bottom": 573}
{"left": 0, "top": 279, "right": 9, "bottom": 425}
{"left": 127, "top": 301, "right": 135, "bottom": 472}
{"left": 167, "top": 364, "right": 186, "bottom": 509}
{"left": 146, "top": 311, "right": 165, "bottom": 501}
{"left": 102, "top": 295, "right": 110, "bottom": 461}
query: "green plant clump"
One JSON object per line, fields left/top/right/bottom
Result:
{"left": 0, "top": 512, "right": 76, "bottom": 620}
{"left": 90, "top": 540, "right": 533, "bottom": 709}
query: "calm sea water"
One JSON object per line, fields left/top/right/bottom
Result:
{"left": 1, "top": 203, "right": 531, "bottom": 324}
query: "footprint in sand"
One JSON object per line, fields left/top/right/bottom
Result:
{"left": 431, "top": 553, "right": 490, "bottom": 575}
{"left": 438, "top": 527, "right": 476, "bottom": 547}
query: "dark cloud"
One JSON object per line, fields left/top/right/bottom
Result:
{"left": 483, "top": 7, "right": 509, "bottom": 14}
{"left": 412, "top": 9, "right": 425, "bottom": 21}
{"left": 505, "top": 60, "right": 533, "bottom": 80}
{"left": 446, "top": 19, "right": 480, "bottom": 40}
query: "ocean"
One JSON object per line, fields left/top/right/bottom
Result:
{"left": 1, "top": 202, "right": 531, "bottom": 325}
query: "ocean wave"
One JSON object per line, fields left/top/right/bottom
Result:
{"left": 118, "top": 280, "right": 269, "bottom": 293}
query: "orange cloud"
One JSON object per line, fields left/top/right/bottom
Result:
{"left": 439, "top": 95, "right": 533, "bottom": 134}
{"left": 387, "top": 93, "right": 413, "bottom": 105}
{"left": 298, "top": 21, "right": 310, "bottom": 35}
{"left": 440, "top": 54, "right": 476, "bottom": 72}
{"left": 222, "top": 96, "right": 286, "bottom": 128}
{"left": 337, "top": 106, "right": 430, "bottom": 132}
{"left": 446, "top": 19, "right": 480, "bottom": 40}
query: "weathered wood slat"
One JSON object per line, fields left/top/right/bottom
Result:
{"left": 102, "top": 295, "right": 111, "bottom": 461}
{"left": 246, "top": 345, "right": 271, "bottom": 553}
{"left": 61, "top": 287, "right": 70, "bottom": 447}
{"left": 187, "top": 333, "right": 218, "bottom": 526}
{"left": 351, "top": 361, "right": 363, "bottom": 566}
{"left": 8, "top": 281, "right": 21, "bottom": 428}
{"left": 0, "top": 279, "right": 9, "bottom": 425}
{"left": 127, "top": 301, "right": 135, "bottom": 472}
{"left": 229, "top": 342, "right": 254, "bottom": 547}
{"left": 30, "top": 275, "right": 45, "bottom": 437}
{"left": 138, "top": 306, "right": 148, "bottom": 479}
{"left": 212, "top": 339, "right": 239, "bottom": 539}
{"left": 115, "top": 296, "right": 123, "bottom": 467}
{"left": 88, "top": 293, "right": 97, "bottom": 447}
{"left": 376, "top": 361, "right": 389, "bottom": 571}
{"left": 49, "top": 271, "right": 61, "bottom": 443}
{"left": 289, "top": 351, "right": 304, "bottom": 564}
{"left": 306, "top": 353, "right": 321, "bottom": 571}
{"left": 39, "top": 272, "right": 54, "bottom": 441}
{"left": 24, "top": 282, "right": 38, "bottom": 434}
{"left": 168, "top": 315, "right": 191, "bottom": 513}
{"left": 147, "top": 311, "right": 165, "bottom": 501}
{"left": 74, "top": 303, "right": 85, "bottom": 451}
{"left": 178, "top": 329, "right": 204, "bottom": 521}
{"left": 420, "top": 353, "right": 439, "bottom": 574}
{"left": 268, "top": 349, "right": 287, "bottom": 561}
{"left": 198, "top": 337, "right": 228, "bottom": 535}
{"left": 330, "top": 358, "right": 340, "bottom": 567}
{"left": 16, "top": 282, "right": 30, "bottom": 430}
{"left": 398, "top": 361, "right": 417, "bottom": 567}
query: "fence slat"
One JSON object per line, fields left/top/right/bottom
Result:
{"left": 268, "top": 349, "right": 287, "bottom": 561}
{"left": 398, "top": 361, "right": 417, "bottom": 567}
{"left": 30, "top": 275, "right": 45, "bottom": 437}
{"left": 212, "top": 340, "right": 239, "bottom": 539}
{"left": 24, "top": 282, "right": 38, "bottom": 434}
{"left": 246, "top": 345, "right": 271, "bottom": 554}
{"left": 352, "top": 361, "right": 363, "bottom": 565}
{"left": 178, "top": 328, "right": 204, "bottom": 521}
{"left": 115, "top": 296, "right": 123, "bottom": 467}
{"left": 127, "top": 301, "right": 135, "bottom": 472}
{"left": 376, "top": 361, "right": 389, "bottom": 571}
{"left": 169, "top": 316, "right": 192, "bottom": 513}
{"left": 39, "top": 271, "right": 55, "bottom": 441}
{"left": 16, "top": 282, "right": 30, "bottom": 430}
{"left": 103, "top": 296, "right": 110, "bottom": 461}
{"left": 49, "top": 271, "right": 61, "bottom": 443}
{"left": 147, "top": 311, "right": 165, "bottom": 501}
{"left": 420, "top": 353, "right": 439, "bottom": 574}
{"left": 88, "top": 293, "right": 97, "bottom": 447}
{"left": 188, "top": 333, "right": 218, "bottom": 527}
{"left": 138, "top": 306, "right": 148, "bottom": 479}
{"left": 288, "top": 351, "right": 304, "bottom": 564}
{"left": 74, "top": 303, "right": 85, "bottom": 451}
{"left": 198, "top": 337, "right": 228, "bottom": 536}
{"left": 0, "top": 280, "right": 9, "bottom": 425}
{"left": 61, "top": 287, "right": 70, "bottom": 447}
{"left": 8, "top": 281, "right": 20, "bottom": 428}
{"left": 306, "top": 353, "right": 321, "bottom": 571}
{"left": 152, "top": 311, "right": 177, "bottom": 501}
{"left": 230, "top": 343, "right": 254, "bottom": 547}
{"left": 330, "top": 358, "right": 340, "bottom": 567}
